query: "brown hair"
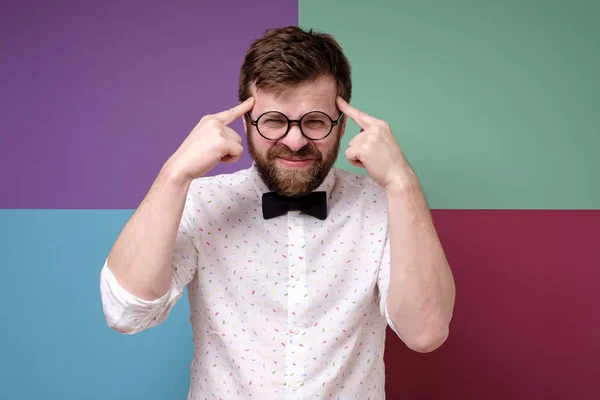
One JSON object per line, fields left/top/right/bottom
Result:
{"left": 238, "top": 26, "right": 351, "bottom": 103}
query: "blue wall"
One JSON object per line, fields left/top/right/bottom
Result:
{"left": 0, "top": 211, "right": 193, "bottom": 398}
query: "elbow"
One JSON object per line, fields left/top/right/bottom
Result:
{"left": 100, "top": 296, "right": 169, "bottom": 335}
{"left": 107, "top": 320, "right": 138, "bottom": 335}
{"left": 101, "top": 303, "right": 140, "bottom": 335}
{"left": 387, "top": 300, "right": 453, "bottom": 353}
{"left": 405, "top": 325, "right": 450, "bottom": 353}
{"left": 100, "top": 261, "right": 168, "bottom": 335}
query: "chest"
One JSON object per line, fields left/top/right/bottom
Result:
{"left": 192, "top": 207, "right": 386, "bottom": 322}
{"left": 200, "top": 205, "right": 385, "bottom": 275}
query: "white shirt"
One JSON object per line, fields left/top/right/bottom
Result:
{"left": 100, "top": 163, "right": 400, "bottom": 399}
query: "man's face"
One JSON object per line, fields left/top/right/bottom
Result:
{"left": 245, "top": 75, "right": 345, "bottom": 197}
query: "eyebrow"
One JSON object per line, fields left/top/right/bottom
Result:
{"left": 256, "top": 109, "right": 339, "bottom": 117}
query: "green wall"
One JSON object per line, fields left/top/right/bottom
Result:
{"left": 300, "top": 0, "right": 600, "bottom": 209}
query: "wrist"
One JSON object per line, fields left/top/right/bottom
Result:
{"left": 385, "top": 179, "right": 420, "bottom": 199}
{"left": 160, "top": 159, "right": 193, "bottom": 188}
{"left": 385, "top": 174, "right": 429, "bottom": 214}
{"left": 384, "top": 166, "right": 421, "bottom": 195}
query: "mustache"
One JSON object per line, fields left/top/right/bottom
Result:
{"left": 267, "top": 144, "right": 321, "bottom": 160}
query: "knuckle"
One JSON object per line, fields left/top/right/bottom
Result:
{"left": 208, "top": 118, "right": 221, "bottom": 128}
{"left": 200, "top": 116, "right": 221, "bottom": 128}
{"left": 214, "top": 135, "right": 227, "bottom": 146}
{"left": 376, "top": 120, "right": 388, "bottom": 130}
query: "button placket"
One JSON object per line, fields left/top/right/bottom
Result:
{"left": 285, "top": 211, "right": 306, "bottom": 399}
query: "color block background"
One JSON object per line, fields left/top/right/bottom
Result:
{"left": 1, "top": 1, "right": 598, "bottom": 399}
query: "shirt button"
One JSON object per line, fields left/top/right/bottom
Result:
{"left": 294, "top": 274, "right": 301, "bottom": 281}
{"left": 291, "top": 384, "right": 299, "bottom": 391}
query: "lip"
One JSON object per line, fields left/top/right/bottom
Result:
{"left": 276, "top": 157, "right": 314, "bottom": 168}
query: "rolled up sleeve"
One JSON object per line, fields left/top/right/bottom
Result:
{"left": 100, "top": 262, "right": 178, "bottom": 334}
{"left": 377, "top": 235, "right": 403, "bottom": 341}
{"left": 99, "top": 207, "right": 199, "bottom": 334}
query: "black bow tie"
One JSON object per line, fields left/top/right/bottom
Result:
{"left": 262, "top": 191, "right": 327, "bottom": 220}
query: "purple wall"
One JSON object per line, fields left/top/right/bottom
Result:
{"left": 0, "top": 0, "right": 298, "bottom": 209}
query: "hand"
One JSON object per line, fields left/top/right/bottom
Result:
{"left": 165, "top": 97, "right": 254, "bottom": 182}
{"left": 336, "top": 96, "right": 417, "bottom": 190}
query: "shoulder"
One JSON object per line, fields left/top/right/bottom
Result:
{"left": 184, "top": 167, "right": 255, "bottom": 213}
{"left": 332, "top": 167, "right": 386, "bottom": 197}
{"left": 330, "top": 167, "right": 388, "bottom": 215}
{"left": 331, "top": 167, "right": 389, "bottom": 232}
{"left": 188, "top": 166, "right": 253, "bottom": 194}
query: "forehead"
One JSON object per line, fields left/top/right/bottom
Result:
{"left": 251, "top": 75, "right": 338, "bottom": 117}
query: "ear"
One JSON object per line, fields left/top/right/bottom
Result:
{"left": 241, "top": 110, "right": 248, "bottom": 135}
{"left": 339, "top": 115, "right": 347, "bottom": 139}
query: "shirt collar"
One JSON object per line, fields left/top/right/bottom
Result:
{"left": 249, "top": 162, "right": 336, "bottom": 200}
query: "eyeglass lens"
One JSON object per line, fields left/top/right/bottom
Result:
{"left": 257, "top": 112, "right": 333, "bottom": 140}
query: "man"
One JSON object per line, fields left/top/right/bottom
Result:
{"left": 100, "top": 26, "right": 455, "bottom": 399}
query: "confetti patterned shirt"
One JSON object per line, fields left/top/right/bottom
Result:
{"left": 100, "top": 163, "right": 400, "bottom": 400}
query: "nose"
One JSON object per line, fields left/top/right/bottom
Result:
{"left": 280, "top": 123, "right": 309, "bottom": 152}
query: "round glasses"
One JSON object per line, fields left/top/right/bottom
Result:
{"left": 246, "top": 111, "right": 344, "bottom": 141}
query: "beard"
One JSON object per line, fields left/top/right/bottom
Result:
{"left": 248, "top": 134, "right": 341, "bottom": 197}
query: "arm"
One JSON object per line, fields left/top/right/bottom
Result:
{"left": 106, "top": 164, "right": 192, "bottom": 301}
{"left": 385, "top": 177, "right": 455, "bottom": 353}
{"left": 100, "top": 164, "right": 198, "bottom": 334}
{"left": 100, "top": 97, "right": 255, "bottom": 333}
{"left": 337, "top": 96, "right": 455, "bottom": 352}
{"left": 101, "top": 162, "right": 201, "bottom": 334}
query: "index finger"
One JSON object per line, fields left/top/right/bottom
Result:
{"left": 212, "top": 97, "right": 255, "bottom": 125}
{"left": 336, "top": 96, "right": 377, "bottom": 128}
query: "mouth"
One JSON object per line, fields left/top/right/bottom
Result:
{"left": 276, "top": 157, "right": 315, "bottom": 168}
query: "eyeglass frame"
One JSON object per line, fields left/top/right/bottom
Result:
{"left": 245, "top": 110, "right": 344, "bottom": 141}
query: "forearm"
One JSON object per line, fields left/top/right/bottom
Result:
{"left": 385, "top": 178, "right": 455, "bottom": 352}
{"left": 107, "top": 161, "right": 192, "bottom": 301}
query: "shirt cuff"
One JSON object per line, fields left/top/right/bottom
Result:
{"left": 384, "top": 301, "right": 403, "bottom": 341}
